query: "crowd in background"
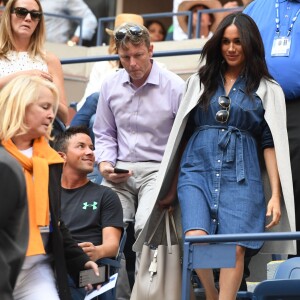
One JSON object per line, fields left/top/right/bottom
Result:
{"left": 1, "top": 0, "right": 300, "bottom": 300}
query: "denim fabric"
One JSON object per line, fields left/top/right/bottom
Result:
{"left": 178, "top": 77, "right": 270, "bottom": 249}
{"left": 71, "top": 92, "right": 99, "bottom": 143}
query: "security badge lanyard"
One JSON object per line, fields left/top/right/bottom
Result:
{"left": 271, "top": 0, "right": 300, "bottom": 57}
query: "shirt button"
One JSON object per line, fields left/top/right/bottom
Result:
{"left": 215, "top": 189, "right": 218, "bottom": 192}
{"left": 221, "top": 129, "right": 225, "bottom": 132}
{"left": 217, "top": 159, "right": 221, "bottom": 163}
{"left": 216, "top": 173, "right": 219, "bottom": 177}
{"left": 233, "top": 88, "right": 236, "bottom": 91}
{"left": 212, "top": 219, "right": 216, "bottom": 222}
{"left": 214, "top": 204, "right": 217, "bottom": 207}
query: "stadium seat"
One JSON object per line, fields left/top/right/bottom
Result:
{"left": 274, "top": 257, "right": 300, "bottom": 279}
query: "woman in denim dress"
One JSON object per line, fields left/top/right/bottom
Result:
{"left": 177, "top": 13, "right": 282, "bottom": 300}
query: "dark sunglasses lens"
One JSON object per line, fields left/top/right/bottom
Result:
{"left": 14, "top": 8, "right": 28, "bottom": 17}
{"left": 219, "top": 96, "right": 231, "bottom": 109}
{"left": 31, "top": 12, "right": 42, "bottom": 20}
{"left": 115, "top": 28, "right": 127, "bottom": 40}
{"left": 14, "top": 8, "right": 41, "bottom": 20}
{"left": 216, "top": 110, "right": 229, "bottom": 123}
{"left": 129, "top": 26, "right": 142, "bottom": 36}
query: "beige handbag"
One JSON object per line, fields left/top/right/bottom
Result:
{"left": 131, "top": 210, "right": 181, "bottom": 300}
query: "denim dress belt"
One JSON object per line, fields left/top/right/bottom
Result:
{"left": 196, "top": 125, "right": 252, "bottom": 183}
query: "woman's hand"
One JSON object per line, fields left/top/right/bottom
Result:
{"left": 265, "top": 195, "right": 281, "bottom": 229}
{"left": 158, "top": 193, "right": 176, "bottom": 210}
{"left": 83, "top": 261, "right": 101, "bottom": 291}
{"left": 27, "top": 69, "right": 53, "bottom": 82}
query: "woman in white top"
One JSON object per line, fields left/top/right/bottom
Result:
{"left": 0, "top": 0, "right": 68, "bottom": 125}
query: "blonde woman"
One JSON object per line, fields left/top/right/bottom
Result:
{"left": 0, "top": 0, "right": 68, "bottom": 126}
{"left": 0, "top": 75, "right": 98, "bottom": 300}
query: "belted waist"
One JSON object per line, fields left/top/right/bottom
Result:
{"left": 195, "top": 125, "right": 253, "bottom": 182}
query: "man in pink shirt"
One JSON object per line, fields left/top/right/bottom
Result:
{"left": 93, "top": 22, "right": 185, "bottom": 282}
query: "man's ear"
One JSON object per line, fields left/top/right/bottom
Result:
{"left": 149, "top": 44, "right": 154, "bottom": 58}
{"left": 58, "top": 151, "right": 67, "bottom": 161}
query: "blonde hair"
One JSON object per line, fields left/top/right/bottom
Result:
{"left": 0, "top": 75, "right": 59, "bottom": 141}
{"left": 0, "top": 0, "right": 46, "bottom": 59}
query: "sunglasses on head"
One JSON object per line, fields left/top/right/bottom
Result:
{"left": 11, "top": 7, "right": 42, "bottom": 21}
{"left": 216, "top": 95, "right": 231, "bottom": 123}
{"left": 114, "top": 25, "right": 143, "bottom": 41}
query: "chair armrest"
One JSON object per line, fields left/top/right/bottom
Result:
{"left": 97, "top": 258, "right": 121, "bottom": 269}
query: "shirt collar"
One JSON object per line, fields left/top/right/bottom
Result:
{"left": 121, "top": 59, "right": 160, "bottom": 87}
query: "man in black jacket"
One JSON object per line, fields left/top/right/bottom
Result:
{"left": 0, "top": 144, "right": 28, "bottom": 300}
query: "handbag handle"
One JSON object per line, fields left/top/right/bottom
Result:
{"left": 165, "top": 211, "right": 179, "bottom": 254}
{"left": 147, "top": 210, "right": 179, "bottom": 253}
{"left": 147, "top": 210, "right": 167, "bottom": 245}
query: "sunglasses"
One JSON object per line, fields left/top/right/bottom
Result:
{"left": 11, "top": 7, "right": 42, "bottom": 21}
{"left": 114, "top": 25, "right": 143, "bottom": 41}
{"left": 215, "top": 95, "right": 231, "bottom": 123}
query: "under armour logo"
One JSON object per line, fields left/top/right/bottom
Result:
{"left": 82, "top": 202, "right": 98, "bottom": 210}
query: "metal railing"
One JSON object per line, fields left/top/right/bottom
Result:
{"left": 2, "top": 5, "right": 244, "bottom": 46}
{"left": 182, "top": 231, "right": 300, "bottom": 300}
{"left": 60, "top": 48, "right": 202, "bottom": 65}
{"left": 96, "top": 6, "right": 243, "bottom": 45}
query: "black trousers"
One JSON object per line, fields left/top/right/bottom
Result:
{"left": 286, "top": 100, "right": 300, "bottom": 256}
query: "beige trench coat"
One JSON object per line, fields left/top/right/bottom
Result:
{"left": 134, "top": 73, "right": 296, "bottom": 255}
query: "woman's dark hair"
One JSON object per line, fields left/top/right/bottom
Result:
{"left": 145, "top": 19, "right": 167, "bottom": 40}
{"left": 198, "top": 12, "right": 273, "bottom": 108}
{"left": 187, "top": 4, "right": 215, "bottom": 30}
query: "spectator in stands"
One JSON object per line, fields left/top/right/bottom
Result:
{"left": 0, "top": 144, "right": 28, "bottom": 300}
{"left": 244, "top": 0, "right": 300, "bottom": 258}
{"left": 40, "top": 0, "right": 97, "bottom": 46}
{"left": 145, "top": 19, "right": 166, "bottom": 42}
{"left": 134, "top": 12, "right": 295, "bottom": 300}
{"left": 71, "top": 13, "right": 144, "bottom": 142}
{"left": 53, "top": 126, "right": 124, "bottom": 300}
{"left": 0, "top": 0, "right": 68, "bottom": 132}
{"left": 93, "top": 22, "right": 185, "bottom": 283}
{"left": 0, "top": 0, "right": 8, "bottom": 15}
{"left": 172, "top": 0, "right": 246, "bottom": 40}
{"left": 177, "top": 0, "right": 223, "bottom": 39}
{"left": 82, "top": 0, "right": 111, "bottom": 46}
{"left": 172, "top": 0, "right": 221, "bottom": 40}
{"left": 0, "top": 75, "right": 99, "bottom": 300}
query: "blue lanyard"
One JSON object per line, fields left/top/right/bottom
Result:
{"left": 275, "top": 0, "right": 300, "bottom": 36}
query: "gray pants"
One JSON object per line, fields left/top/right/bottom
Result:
{"left": 102, "top": 161, "right": 160, "bottom": 299}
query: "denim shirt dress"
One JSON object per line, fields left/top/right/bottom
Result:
{"left": 177, "top": 76, "right": 274, "bottom": 249}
